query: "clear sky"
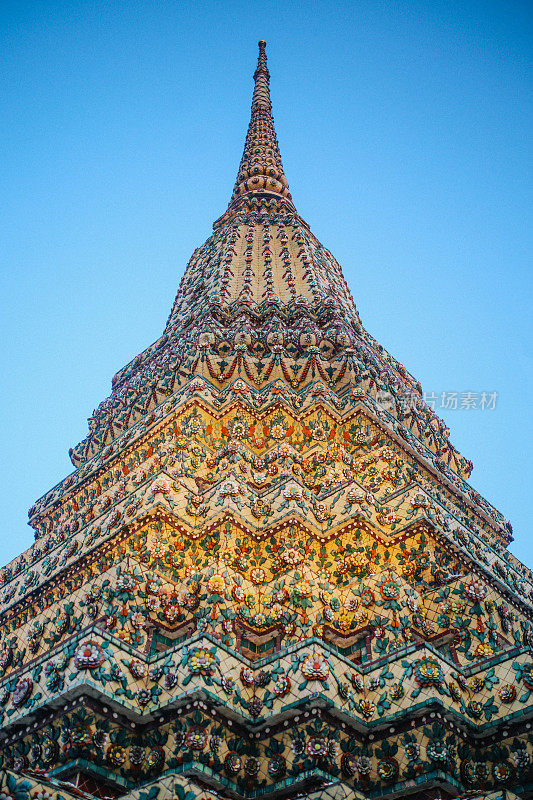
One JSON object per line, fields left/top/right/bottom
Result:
{"left": 1, "top": 0, "right": 531, "bottom": 568}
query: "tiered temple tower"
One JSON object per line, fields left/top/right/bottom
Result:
{"left": 1, "top": 41, "right": 532, "bottom": 800}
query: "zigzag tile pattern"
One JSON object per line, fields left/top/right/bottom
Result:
{"left": 1, "top": 41, "right": 531, "bottom": 800}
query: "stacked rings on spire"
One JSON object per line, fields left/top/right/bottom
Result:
{"left": 220, "top": 41, "right": 295, "bottom": 223}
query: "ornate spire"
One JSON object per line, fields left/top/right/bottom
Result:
{"left": 218, "top": 40, "right": 295, "bottom": 224}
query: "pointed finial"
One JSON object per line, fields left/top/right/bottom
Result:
{"left": 215, "top": 40, "right": 295, "bottom": 225}
{"left": 252, "top": 39, "right": 271, "bottom": 110}
{"left": 257, "top": 40, "right": 267, "bottom": 73}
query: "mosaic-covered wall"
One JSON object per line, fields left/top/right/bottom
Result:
{"left": 1, "top": 41, "right": 530, "bottom": 800}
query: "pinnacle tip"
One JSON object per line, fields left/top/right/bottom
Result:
{"left": 258, "top": 40, "right": 266, "bottom": 49}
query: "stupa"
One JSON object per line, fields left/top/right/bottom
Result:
{"left": 1, "top": 41, "right": 532, "bottom": 800}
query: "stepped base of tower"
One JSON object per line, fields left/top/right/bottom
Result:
{"left": 1, "top": 386, "right": 533, "bottom": 799}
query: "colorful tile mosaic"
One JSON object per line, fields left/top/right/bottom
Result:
{"left": 1, "top": 41, "right": 531, "bottom": 800}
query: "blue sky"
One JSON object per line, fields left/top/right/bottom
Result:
{"left": 1, "top": 0, "right": 531, "bottom": 567}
